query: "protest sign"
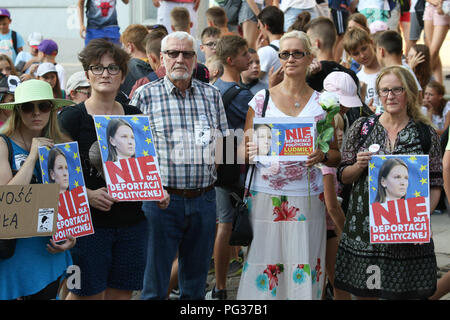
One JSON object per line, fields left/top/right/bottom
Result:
{"left": 253, "top": 117, "right": 316, "bottom": 162}
{"left": 93, "top": 115, "right": 164, "bottom": 201}
{"left": 368, "top": 155, "right": 430, "bottom": 244}
{"left": 39, "top": 142, "right": 94, "bottom": 242}
{"left": 0, "top": 184, "right": 59, "bottom": 239}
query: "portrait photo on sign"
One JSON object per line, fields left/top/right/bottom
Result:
{"left": 368, "top": 155, "right": 430, "bottom": 244}
{"left": 253, "top": 117, "right": 316, "bottom": 162}
{"left": 93, "top": 115, "right": 164, "bottom": 202}
{"left": 39, "top": 142, "right": 86, "bottom": 193}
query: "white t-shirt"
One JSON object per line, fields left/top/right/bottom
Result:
{"left": 257, "top": 40, "right": 281, "bottom": 85}
{"left": 421, "top": 101, "right": 450, "bottom": 130}
{"left": 357, "top": 68, "right": 382, "bottom": 113}
{"left": 280, "top": 0, "right": 316, "bottom": 11}
{"left": 402, "top": 62, "right": 422, "bottom": 91}
{"left": 55, "top": 63, "right": 65, "bottom": 91}
{"left": 246, "top": 89, "right": 325, "bottom": 196}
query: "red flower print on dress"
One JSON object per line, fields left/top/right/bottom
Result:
{"left": 315, "top": 259, "right": 322, "bottom": 282}
{"left": 263, "top": 264, "right": 284, "bottom": 290}
{"left": 254, "top": 93, "right": 267, "bottom": 117}
{"left": 273, "top": 201, "right": 299, "bottom": 222}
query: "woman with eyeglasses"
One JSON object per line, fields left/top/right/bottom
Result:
{"left": 334, "top": 66, "right": 443, "bottom": 300}
{"left": 58, "top": 38, "right": 169, "bottom": 300}
{"left": 0, "top": 79, "right": 76, "bottom": 300}
{"left": 237, "top": 31, "right": 340, "bottom": 300}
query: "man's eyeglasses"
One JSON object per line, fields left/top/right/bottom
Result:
{"left": 202, "top": 41, "right": 217, "bottom": 48}
{"left": 162, "top": 50, "right": 196, "bottom": 59}
{"left": 278, "top": 51, "right": 309, "bottom": 60}
{"left": 19, "top": 101, "right": 53, "bottom": 114}
{"left": 378, "top": 87, "right": 405, "bottom": 97}
{"left": 88, "top": 64, "right": 121, "bottom": 75}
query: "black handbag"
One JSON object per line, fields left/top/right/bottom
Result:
{"left": 228, "top": 89, "right": 270, "bottom": 247}
{"left": 228, "top": 165, "right": 255, "bottom": 247}
{"left": 0, "top": 134, "right": 16, "bottom": 260}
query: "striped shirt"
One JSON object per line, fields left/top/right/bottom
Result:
{"left": 130, "top": 76, "right": 229, "bottom": 189}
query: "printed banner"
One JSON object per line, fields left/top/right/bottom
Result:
{"left": 253, "top": 117, "right": 316, "bottom": 162}
{"left": 93, "top": 115, "right": 164, "bottom": 201}
{"left": 368, "top": 155, "right": 430, "bottom": 244}
{"left": 39, "top": 142, "right": 94, "bottom": 241}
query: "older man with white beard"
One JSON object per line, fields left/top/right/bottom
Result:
{"left": 130, "top": 31, "right": 229, "bottom": 300}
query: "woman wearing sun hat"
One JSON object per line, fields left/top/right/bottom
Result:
{"left": 0, "top": 79, "right": 76, "bottom": 300}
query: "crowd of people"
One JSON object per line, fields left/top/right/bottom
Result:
{"left": 0, "top": 0, "right": 450, "bottom": 301}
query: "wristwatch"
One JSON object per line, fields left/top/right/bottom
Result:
{"left": 321, "top": 152, "right": 329, "bottom": 163}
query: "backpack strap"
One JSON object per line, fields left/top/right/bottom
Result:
{"left": 11, "top": 31, "right": 18, "bottom": 55}
{"left": 221, "top": 84, "right": 244, "bottom": 109}
{"left": 262, "top": 89, "right": 270, "bottom": 118}
{"left": 0, "top": 134, "right": 13, "bottom": 169}
{"left": 269, "top": 44, "right": 279, "bottom": 52}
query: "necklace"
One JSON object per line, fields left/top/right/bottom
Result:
{"left": 294, "top": 102, "right": 301, "bottom": 108}
{"left": 19, "top": 130, "right": 30, "bottom": 152}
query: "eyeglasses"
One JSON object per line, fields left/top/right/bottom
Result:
{"left": 88, "top": 64, "right": 121, "bottom": 75}
{"left": 278, "top": 51, "right": 309, "bottom": 60}
{"left": 202, "top": 41, "right": 217, "bottom": 48}
{"left": 19, "top": 101, "right": 53, "bottom": 114}
{"left": 75, "top": 89, "right": 91, "bottom": 97}
{"left": 378, "top": 87, "right": 405, "bottom": 97}
{"left": 162, "top": 50, "right": 196, "bottom": 59}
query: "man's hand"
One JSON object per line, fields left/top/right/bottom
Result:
{"left": 157, "top": 189, "right": 170, "bottom": 209}
{"left": 152, "top": 0, "right": 161, "bottom": 8}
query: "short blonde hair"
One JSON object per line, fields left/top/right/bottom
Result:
{"left": 170, "top": 7, "right": 191, "bottom": 31}
{"left": 376, "top": 66, "right": 432, "bottom": 126}
{"left": 279, "top": 31, "right": 312, "bottom": 55}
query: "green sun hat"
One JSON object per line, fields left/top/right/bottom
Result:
{"left": 0, "top": 79, "right": 75, "bottom": 110}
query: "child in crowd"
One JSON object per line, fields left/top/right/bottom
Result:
{"left": 0, "top": 54, "right": 17, "bottom": 76}
{"left": 200, "top": 26, "right": 221, "bottom": 62}
{"left": 205, "top": 56, "right": 223, "bottom": 85}
{"left": 0, "top": 8, "right": 24, "bottom": 64}
{"left": 14, "top": 32, "right": 43, "bottom": 75}
{"left": 206, "top": 6, "right": 234, "bottom": 36}
{"left": 343, "top": 28, "right": 381, "bottom": 113}
{"left": 36, "top": 62, "right": 64, "bottom": 99}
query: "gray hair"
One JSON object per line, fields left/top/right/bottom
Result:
{"left": 279, "top": 30, "right": 312, "bottom": 55}
{"left": 161, "top": 31, "right": 196, "bottom": 53}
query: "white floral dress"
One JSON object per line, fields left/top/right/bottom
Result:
{"left": 236, "top": 89, "right": 327, "bottom": 300}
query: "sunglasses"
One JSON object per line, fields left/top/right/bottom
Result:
{"left": 278, "top": 51, "right": 309, "bottom": 60}
{"left": 19, "top": 101, "right": 53, "bottom": 114}
{"left": 163, "top": 50, "right": 196, "bottom": 59}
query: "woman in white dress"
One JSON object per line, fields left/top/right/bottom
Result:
{"left": 237, "top": 31, "right": 341, "bottom": 300}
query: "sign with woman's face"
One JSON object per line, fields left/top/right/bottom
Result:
{"left": 368, "top": 155, "right": 430, "bottom": 244}
{"left": 93, "top": 115, "right": 164, "bottom": 202}
{"left": 38, "top": 142, "right": 94, "bottom": 242}
{"left": 253, "top": 117, "right": 316, "bottom": 162}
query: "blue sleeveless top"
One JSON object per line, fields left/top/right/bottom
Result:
{"left": 0, "top": 139, "right": 72, "bottom": 300}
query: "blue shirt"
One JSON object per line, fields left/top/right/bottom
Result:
{"left": 214, "top": 78, "right": 254, "bottom": 130}
{"left": 0, "top": 30, "right": 25, "bottom": 64}
{"left": 0, "top": 139, "right": 72, "bottom": 300}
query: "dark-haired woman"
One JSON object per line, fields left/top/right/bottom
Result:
{"left": 58, "top": 39, "right": 169, "bottom": 300}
